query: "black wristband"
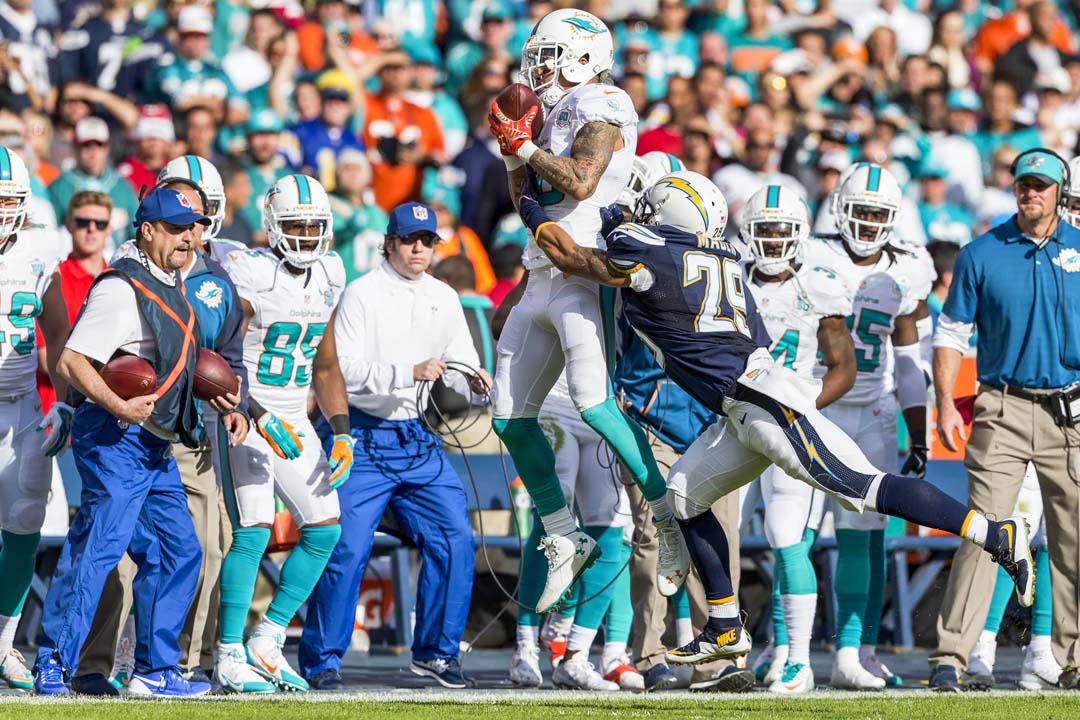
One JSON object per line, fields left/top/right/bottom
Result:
{"left": 248, "top": 396, "right": 266, "bottom": 422}
{"left": 329, "top": 414, "right": 350, "bottom": 436}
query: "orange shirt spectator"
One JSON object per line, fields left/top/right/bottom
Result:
{"left": 434, "top": 227, "right": 496, "bottom": 295}
{"left": 297, "top": 22, "right": 379, "bottom": 74}
{"left": 975, "top": 9, "right": 1075, "bottom": 67}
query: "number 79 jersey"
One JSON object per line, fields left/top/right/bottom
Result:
{"left": 606, "top": 222, "right": 771, "bottom": 414}
{"left": 222, "top": 248, "right": 345, "bottom": 418}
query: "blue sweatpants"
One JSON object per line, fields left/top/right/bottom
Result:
{"left": 298, "top": 409, "right": 475, "bottom": 678}
{"left": 35, "top": 403, "right": 202, "bottom": 675}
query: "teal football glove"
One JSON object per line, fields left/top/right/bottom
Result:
{"left": 328, "top": 434, "right": 354, "bottom": 489}
{"left": 255, "top": 413, "right": 303, "bottom": 459}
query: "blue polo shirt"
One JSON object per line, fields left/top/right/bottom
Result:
{"left": 944, "top": 216, "right": 1080, "bottom": 388}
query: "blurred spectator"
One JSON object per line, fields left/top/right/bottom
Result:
{"left": 48, "top": 117, "right": 138, "bottom": 249}
{"left": 373, "top": 0, "right": 438, "bottom": 50}
{"left": 289, "top": 69, "right": 365, "bottom": 193}
{"left": 625, "top": 0, "right": 698, "bottom": 101}
{"left": 713, "top": 123, "right": 807, "bottom": 235}
{"left": 209, "top": 0, "right": 250, "bottom": 61}
{"left": 974, "top": 0, "right": 1075, "bottom": 77}
{"left": 925, "top": 241, "right": 972, "bottom": 346}
{"left": 406, "top": 43, "right": 468, "bottom": 160}
{"left": 329, "top": 147, "right": 388, "bottom": 282}
{"left": 446, "top": 2, "right": 514, "bottom": 97}
{"left": 181, "top": 104, "right": 223, "bottom": 166}
{"left": 864, "top": 26, "right": 901, "bottom": 100}
{"left": 972, "top": 79, "right": 1042, "bottom": 179}
{"left": 222, "top": 8, "right": 283, "bottom": 95}
{"left": 297, "top": 0, "right": 377, "bottom": 74}
{"left": 293, "top": 78, "right": 322, "bottom": 124}
{"left": 23, "top": 109, "right": 57, "bottom": 185}
{"left": 240, "top": 108, "right": 290, "bottom": 243}
{"left": 117, "top": 104, "right": 175, "bottom": 196}
{"left": 2, "top": 128, "right": 57, "bottom": 229}
{"left": 217, "top": 159, "right": 254, "bottom": 247}
{"left": 916, "top": 162, "right": 974, "bottom": 247}
{"left": 996, "top": 1, "right": 1069, "bottom": 98}
{"left": 458, "top": 52, "right": 513, "bottom": 124}
{"left": 432, "top": 254, "right": 496, "bottom": 378}
{"left": 0, "top": 0, "right": 55, "bottom": 112}
{"left": 922, "top": 88, "right": 985, "bottom": 212}
{"left": 452, "top": 109, "right": 513, "bottom": 247}
{"left": 639, "top": 75, "right": 699, "bottom": 156}
{"left": 58, "top": 0, "right": 145, "bottom": 95}
{"left": 487, "top": 239, "right": 525, "bottom": 309}
{"left": 928, "top": 9, "right": 974, "bottom": 90}
{"left": 689, "top": 0, "right": 739, "bottom": 38}
{"left": 682, "top": 119, "right": 720, "bottom": 177}
{"left": 425, "top": 167, "right": 495, "bottom": 296}
{"left": 1033, "top": 68, "right": 1077, "bottom": 156}
{"left": 363, "top": 50, "right": 445, "bottom": 211}
{"left": 852, "top": 0, "right": 932, "bottom": 57}
{"left": 727, "top": 0, "right": 791, "bottom": 89}
{"left": 50, "top": 81, "right": 138, "bottom": 134}
{"left": 976, "top": 144, "right": 1021, "bottom": 227}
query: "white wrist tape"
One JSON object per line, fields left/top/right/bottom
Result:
{"left": 517, "top": 140, "right": 539, "bottom": 163}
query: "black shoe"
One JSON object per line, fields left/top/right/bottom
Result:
{"left": 184, "top": 667, "right": 213, "bottom": 685}
{"left": 410, "top": 658, "right": 477, "bottom": 689}
{"left": 1060, "top": 665, "right": 1078, "bottom": 690}
{"left": 929, "top": 665, "right": 961, "bottom": 693}
{"left": 71, "top": 673, "right": 120, "bottom": 697}
{"left": 643, "top": 664, "right": 678, "bottom": 691}
{"left": 690, "top": 665, "right": 755, "bottom": 693}
{"left": 308, "top": 669, "right": 345, "bottom": 691}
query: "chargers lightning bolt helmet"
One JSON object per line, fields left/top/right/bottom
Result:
{"left": 0, "top": 147, "right": 30, "bottom": 240}
{"left": 742, "top": 184, "right": 811, "bottom": 276}
{"left": 617, "top": 152, "right": 683, "bottom": 211}
{"left": 835, "top": 163, "right": 902, "bottom": 257}
{"left": 157, "top": 155, "right": 226, "bottom": 239}
{"left": 264, "top": 174, "right": 333, "bottom": 268}
{"left": 634, "top": 170, "right": 728, "bottom": 241}
{"left": 520, "top": 8, "right": 615, "bottom": 108}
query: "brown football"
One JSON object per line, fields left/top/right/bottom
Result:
{"left": 101, "top": 356, "right": 157, "bottom": 400}
{"left": 194, "top": 349, "right": 239, "bottom": 402}
{"left": 494, "top": 82, "right": 544, "bottom": 140}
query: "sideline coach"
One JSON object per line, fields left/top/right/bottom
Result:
{"left": 930, "top": 149, "right": 1080, "bottom": 690}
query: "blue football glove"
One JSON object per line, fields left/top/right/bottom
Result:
{"left": 37, "top": 401, "right": 74, "bottom": 457}
{"left": 255, "top": 413, "right": 303, "bottom": 460}
{"left": 328, "top": 434, "right": 354, "bottom": 489}
{"left": 599, "top": 203, "right": 625, "bottom": 239}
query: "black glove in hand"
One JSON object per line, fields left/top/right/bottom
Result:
{"left": 901, "top": 445, "right": 929, "bottom": 479}
{"left": 599, "top": 203, "right": 624, "bottom": 239}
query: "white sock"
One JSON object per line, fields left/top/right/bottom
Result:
{"left": 252, "top": 618, "right": 288, "bottom": 641}
{"left": 566, "top": 624, "right": 599, "bottom": 654}
{"left": 675, "top": 617, "right": 694, "bottom": 646}
{"left": 781, "top": 594, "right": 816, "bottom": 666}
{"left": 540, "top": 507, "right": 577, "bottom": 537}
{"left": 707, "top": 597, "right": 739, "bottom": 620}
{"left": 1028, "top": 635, "right": 1051, "bottom": 653}
{"left": 218, "top": 641, "right": 244, "bottom": 660}
{"left": 602, "top": 641, "right": 627, "bottom": 673}
{"left": 978, "top": 629, "right": 997, "bottom": 646}
{"left": 517, "top": 624, "right": 539, "bottom": 647}
{"left": 542, "top": 611, "right": 574, "bottom": 641}
{"left": 0, "top": 614, "right": 18, "bottom": 656}
{"left": 649, "top": 495, "right": 672, "bottom": 521}
{"left": 962, "top": 511, "right": 989, "bottom": 547}
{"left": 836, "top": 645, "right": 861, "bottom": 667}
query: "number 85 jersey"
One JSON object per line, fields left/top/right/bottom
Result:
{"left": 606, "top": 223, "right": 771, "bottom": 414}
{"left": 223, "top": 248, "right": 345, "bottom": 418}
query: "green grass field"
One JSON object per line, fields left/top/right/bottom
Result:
{"left": 4, "top": 693, "right": 1080, "bottom": 720}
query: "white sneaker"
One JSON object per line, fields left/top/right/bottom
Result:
{"left": 655, "top": 514, "right": 690, "bottom": 597}
{"left": 552, "top": 654, "right": 619, "bottom": 690}
{"left": 964, "top": 635, "right": 997, "bottom": 689}
{"left": 830, "top": 647, "right": 885, "bottom": 690}
{"left": 216, "top": 646, "right": 276, "bottom": 694}
{"left": 753, "top": 643, "right": 788, "bottom": 685}
{"left": 860, "top": 650, "right": 901, "bottom": 687}
{"left": 0, "top": 648, "right": 33, "bottom": 690}
{"left": 111, "top": 633, "right": 135, "bottom": 688}
{"left": 510, "top": 644, "right": 543, "bottom": 688}
{"left": 1019, "top": 646, "right": 1062, "bottom": 690}
{"left": 603, "top": 657, "right": 645, "bottom": 692}
{"left": 536, "top": 531, "right": 599, "bottom": 614}
{"left": 246, "top": 633, "right": 308, "bottom": 692}
{"left": 768, "top": 662, "right": 814, "bottom": 694}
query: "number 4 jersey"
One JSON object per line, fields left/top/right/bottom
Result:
{"left": 223, "top": 248, "right": 345, "bottom": 418}
{"left": 606, "top": 222, "right": 771, "bottom": 414}
{"left": 0, "top": 237, "right": 57, "bottom": 397}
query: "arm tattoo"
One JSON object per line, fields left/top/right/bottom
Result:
{"left": 563, "top": 246, "right": 625, "bottom": 286}
{"left": 529, "top": 121, "right": 619, "bottom": 200}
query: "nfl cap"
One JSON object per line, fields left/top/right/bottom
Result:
{"left": 387, "top": 201, "right": 437, "bottom": 236}
{"left": 134, "top": 188, "right": 212, "bottom": 227}
{"left": 1013, "top": 150, "right": 1065, "bottom": 186}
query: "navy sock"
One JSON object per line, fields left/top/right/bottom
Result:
{"left": 874, "top": 474, "right": 971, "bottom": 536}
{"left": 676, "top": 513, "right": 734, "bottom": 602}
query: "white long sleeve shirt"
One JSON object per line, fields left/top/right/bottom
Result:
{"left": 334, "top": 260, "right": 481, "bottom": 421}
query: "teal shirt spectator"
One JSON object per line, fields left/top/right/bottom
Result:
{"left": 919, "top": 202, "right": 975, "bottom": 246}
{"left": 328, "top": 196, "right": 389, "bottom": 283}
{"left": 972, "top": 126, "right": 1043, "bottom": 179}
{"left": 444, "top": 40, "right": 485, "bottom": 97}
{"left": 617, "top": 25, "right": 699, "bottom": 101}
{"left": 147, "top": 54, "right": 248, "bottom": 115}
{"left": 728, "top": 32, "right": 792, "bottom": 95}
{"left": 375, "top": 0, "right": 438, "bottom": 48}
{"left": 210, "top": 0, "right": 249, "bottom": 61}
{"left": 242, "top": 161, "right": 291, "bottom": 235}
{"left": 687, "top": 7, "right": 740, "bottom": 37}
{"left": 48, "top": 167, "right": 139, "bottom": 249}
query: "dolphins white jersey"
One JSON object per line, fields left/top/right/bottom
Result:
{"left": 523, "top": 83, "right": 638, "bottom": 270}
{"left": 804, "top": 237, "right": 934, "bottom": 405}
{"left": 222, "top": 248, "right": 345, "bottom": 418}
{"left": 0, "top": 236, "right": 58, "bottom": 397}
{"left": 748, "top": 263, "right": 853, "bottom": 379}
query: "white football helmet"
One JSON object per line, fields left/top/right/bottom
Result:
{"left": 0, "top": 147, "right": 30, "bottom": 240}
{"left": 264, "top": 174, "right": 333, "bottom": 268}
{"left": 1065, "top": 156, "right": 1080, "bottom": 227}
{"left": 521, "top": 8, "right": 615, "bottom": 108}
{"left": 617, "top": 152, "right": 683, "bottom": 210}
{"left": 835, "top": 163, "right": 902, "bottom": 257}
{"left": 157, "top": 155, "right": 226, "bottom": 239}
{"left": 742, "top": 185, "right": 811, "bottom": 276}
{"left": 634, "top": 170, "right": 728, "bottom": 241}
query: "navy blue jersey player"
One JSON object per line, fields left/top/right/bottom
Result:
{"left": 518, "top": 169, "right": 1037, "bottom": 666}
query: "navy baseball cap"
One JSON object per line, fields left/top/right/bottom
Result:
{"left": 134, "top": 188, "right": 212, "bottom": 228}
{"left": 1014, "top": 150, "right": 1065, "bottom": 186}
{"left": 387, "top": 201, "right": 437, "bottom": 236}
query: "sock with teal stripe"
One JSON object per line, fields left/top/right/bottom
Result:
{"left": 984, "top": 565, "right": 1014, "bottom": 633}
{"left": 493, "top": 417, "right": 568, "bottom": 521}
{"left": 219, "top": 526, "right": 271, "bottom": 644}
{"left": 1032, "top": 544, "right": 1053, "bottom": 637}
{"left": 0, "top": 531, "right": 39, "bottom": 617}
{"left": 860, "top": 529, "right": 887, "bottom": 648}
{"left": 517, "top": 517, "right": 546, "bottom": 622}
{"left": 834, "top": 529, "right": 869, "bottom": 649}
{"left": 266, "top": 524, "right": 342, "bottom": 628}
{"left": 580, "top": 398, "right": 667, "bottom": 509}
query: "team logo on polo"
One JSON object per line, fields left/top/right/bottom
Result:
{"left": 1053, "top": 247, "right": 1080, "bottom": 272}
{"left": 196, "top": 280, "right": 223, "bottom": 308}
{"left": 413, "top": 206, "right": 429, "bottom": 221}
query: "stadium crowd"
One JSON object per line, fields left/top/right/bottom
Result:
{"left": 0, "top": 0, "right": 1079, "bottom": 700}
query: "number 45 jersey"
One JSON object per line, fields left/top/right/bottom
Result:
{"left": 223, "top": 248, "right": 345, "bottom": 418}
{"left": 606, "top": 222, "right": 771, "bottom": 414}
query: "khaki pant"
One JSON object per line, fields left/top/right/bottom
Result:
{"left": 626, "top": 437, "right": 742, "bottom": 681}
{"left": 77, "top": 436, "right": 223, "bottom": 677}
{"left": 931, "top": 386, "right": 1080, "bottom": 671}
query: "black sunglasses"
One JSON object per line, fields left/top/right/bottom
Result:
{"left": 396, "top": 232, "right": 438, "bottom": 248}
{"left": 73, "top": 217, "right": 109, "bottom": 230}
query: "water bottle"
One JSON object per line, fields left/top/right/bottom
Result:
{"left": 510, "top": 477, "right": 532, "bottom": 538}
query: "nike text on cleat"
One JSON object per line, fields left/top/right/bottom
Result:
{"left": 246, "top": 634, "right": 308, "bottom": 692}
{"left": 830, "top": 647, "right": 884, "bottom": 690}
{"left": 216, "top": 646, "right": 276, "bottom": 694}
{"left": 992, "top": 516, "right": 1034, "bottom": 608}
{"left": 768, "top": 662, "right": 814, "bottom": 694}
{"left": 127, "top": 667, "right": 211, "bottom": 697}
{"left": 510, "top": 644, "right": 543, "bottom": 688}
{"left": 603, "top": 662, "right": 645, "bottom": 692}
{"left": 665, "top": 626, "right": 751, "bottom": 666}
{"left": 535, "top": 531, "right": 600, "bottom": 614}
{"left": 655, "top": 514, "right": 690, "bottom": 597}
{"left": 551, "top": 654, "right": 618, "bottom": 690}
{"left": 0, "top": 648, "right": 33, "bottom": 690}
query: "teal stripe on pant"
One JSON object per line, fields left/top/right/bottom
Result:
{"left": 861, "top": 529, "right": 887, "bottom": 646}
{"left": 1032, "top": 545, "right": 1053, "bottom": 637}
{"left": 517, "top": 517, "right": 546, "bottom": 626}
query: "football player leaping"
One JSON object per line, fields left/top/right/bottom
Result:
{"left": 486, "top": 7, "right": 681, "bottom": 616}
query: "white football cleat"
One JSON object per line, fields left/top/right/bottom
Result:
{"left": 655, "top": 514, "right": 690, "bottom": 597}
{"left": 993, "top": 516, "right": 1034, "bottom": 608}
{"left": 536, "top": 531, "right": 600, "bottom": 614}
{"left": 510, "top": 644, "right": 543, "bottom": 688}
{"left": 753, "top": 642, "right": 788, "bottom": 685}
{"left": 830, "top": 647, "right": 885, "bottom": 690}
{"left": 1019, "top": 645, "right": 1062, "bottom": 690}
{"left": 0, "top": 648, "right": 32, "bottom": 690}
{"left": 964, "top": 634, "right": 997, "bottom": 689}
{"left": 552, "top": 654, "right": 619, "bottom": 691}
{"left": 246, "top": 633, "right": 308, "bottom": 692}
{"left": 603, "top": 659, "right": 645, "bottom": 692}
{"left": 216, "top": 646, "right": 276, "bottom": 694}
{"left": 768, "top": 662, "right": 814, "bottom": 694}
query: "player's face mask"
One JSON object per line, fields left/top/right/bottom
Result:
{"left": 749, "top": 221, "right": 800, "bottom": 276}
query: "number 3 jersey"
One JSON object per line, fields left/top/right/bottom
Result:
{"left": 747, "top": 264, "right": 853, "bottom": 380}
{"left": 606, "top": 222, "right": 770, "bottom": 414}
{"left": 222, "top": 248, "right": 345, "bottom": 418}
{"left": 523, "top": 83, "right": 638, "bottom": 270}
{"left": 802, "top": 236, "right": 933, "bottom": 405}
{"left": 0, "top": 237, "right": 57, "bottom": 397}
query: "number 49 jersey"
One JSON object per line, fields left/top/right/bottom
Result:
{"left": 0, "top": 237, "right": 57, "bottom": 397}
{"left": 606, "top": 222, "right": 770, "bottom": 414}
{"left": 223, "top": 248, "right": 345, "bottom": 418}
{"left": 748, "top": 264, "right": 853, "bottom": 379}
